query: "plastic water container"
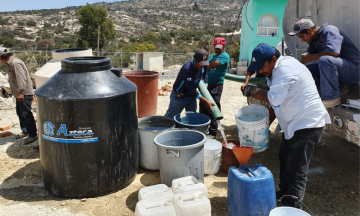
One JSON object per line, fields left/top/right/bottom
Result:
{"left": 135, "top": 197, "right": 177, "bottom": 216}
{"left": 235, "top": 104, "right": 269, "bottom": 153}
{"left": 269, "top": 207, "right": 311, "bottom": 216}
{"left": 228, "top": 164, "right": 276, "bottom": 216}
{"left": 171, "top": 176, "right": 208, "bottom": 197}
{"left": 154, "top": 130, "right": 206, "bottom": 186}
{"left": 173, "top": 191, "right": 211, "bottom": 216}
{"left": 138, "top": 116, "right": 175, "bottom": 170}
{"left": 138, "top": 184, "right": 174, "bottom": 201}
{"left": 204, "top": 139, "right": 222, "bottom": 175}
{"left": 174, "top": 112, "right": 211, "bottom": 135}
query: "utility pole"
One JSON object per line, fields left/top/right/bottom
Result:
{"left": 97, "top": 25, "right": 100, "bottom": 56}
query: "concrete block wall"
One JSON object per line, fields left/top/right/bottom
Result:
{"left": 143, "top": 52, "right": 163, "bottom": 71}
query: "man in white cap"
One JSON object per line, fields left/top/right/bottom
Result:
{"left": 0, "top": 47, "right": 38, "bottom": 144}
{"left": 249, "top": 44, "right": 330, "bottom": 209}
{"left": 289, "top": 19, "right": 360, "bottom": 107}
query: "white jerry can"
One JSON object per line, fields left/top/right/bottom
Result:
{"left": 171, "top": 176, "right": 208, "bottom": 197}
{"left": 138, "top": 184, "right": 174, "bottom": 201}
{"left": 135, "top": 197, "right": 177, "bottom": 216}
{"left": 172, "top": 191, "right": 211, "bottom": 216}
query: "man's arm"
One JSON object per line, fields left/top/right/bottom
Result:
{"left": 199, "top": 96, "right": 215, "bottom": 112}
{"left": 301, "top": 51, "right": 339, "bottom": 64}
{"left": 208, "top": 60, "right": 222, "bottom": 70}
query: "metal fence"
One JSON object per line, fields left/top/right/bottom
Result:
{"left": 9, "top": 50, "right": 193, "bottom": 74}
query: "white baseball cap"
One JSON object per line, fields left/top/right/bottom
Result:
{"left": 0, "top": 47, "right": 10, "bottom": 57}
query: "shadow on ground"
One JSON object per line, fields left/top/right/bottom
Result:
{"left": 6, "top": 138, "right": 39, "bottom": 159}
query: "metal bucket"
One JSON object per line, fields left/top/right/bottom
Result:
{"left": 174, "top": 112, "right": 211, "bottom": 135}
{"left": 138, "top": 116, "right": 175, "bottom": 170}
{"left": 154, "top": 129, "right": 206, "bottom": 186}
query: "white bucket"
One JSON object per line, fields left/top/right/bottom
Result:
{"left": 269, "top": 207, "right": 311, "bottom": 216}
{"left": 235, "top": 104, "right": 269, "bottom": 153}
{"left": 204, "top": 139, "right": 222, "bottom": 174}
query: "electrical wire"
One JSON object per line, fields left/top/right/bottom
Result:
{"left": 245, "top": 1, "right": 253, "bottom": 31}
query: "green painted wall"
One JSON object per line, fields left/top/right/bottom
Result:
{"left": 239, "top": 0, "right": 288, "bottom": 65}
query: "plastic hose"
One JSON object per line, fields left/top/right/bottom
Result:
{"left": 225, "top": 73, "right": 267, "bottom": 84}
{"left": 198, "top": 80, "right": 224, "bottom": 120}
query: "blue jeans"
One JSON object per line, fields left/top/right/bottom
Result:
{"left": 164, "top": 91, "right": 197, "bottom": 118}
{"left": 306, "top": 56, "right": 360, "bottom": 100}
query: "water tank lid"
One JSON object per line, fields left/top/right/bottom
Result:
{"left": 61, "top": 56, "right": 112, "bottom": 72}
{"left": 53, "top": 48, "right": 91, "bottom": 53}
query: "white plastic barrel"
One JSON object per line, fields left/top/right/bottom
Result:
{"left": 138, "top": 184, "right": 174, "bottom": 201}
{"left": 204, "top": 139, "right": 222, "bottom": 174}
{"left": 172, "top": 191, "right": 211, "bottom": 216}
{"left": 135, "top": 197, "right": 177, "bottom": 216}
{"left": 34, "top": 48, "right": 93, "bottom": 89}
{"left": 269, "top": 207, "right": 311, "bottom": 216}
{"left": 235, "top": 104, "right": 269, "bottom": 153}
{"left": 171, "top": 176, "right": 208, "bottom": 197}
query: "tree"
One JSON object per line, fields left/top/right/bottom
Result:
{"left": 27, "top": 20, "right": 37, "bottom": 26}
{"left": 37, "top": 39, "right": 54, "bottom": 50}
{"left": 76, "top": 4, "right": 116, "bottom": 51}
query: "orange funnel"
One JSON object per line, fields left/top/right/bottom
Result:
{"left": 233, "top": 146, "right": 253, "bottom": 165}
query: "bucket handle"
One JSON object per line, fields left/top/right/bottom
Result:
{"left": 273, "top": 195, "right": 313, "bottom": 215}
{"left": 166, "top": 149, "right": 180, "bottom": 157}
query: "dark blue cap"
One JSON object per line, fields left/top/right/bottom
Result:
{"left": 249, "top": 44, "right": 276, "bottom": 72}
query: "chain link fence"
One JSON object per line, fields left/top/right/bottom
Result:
{"left": 5, "top": 50, "right": 193, "bottom": 77}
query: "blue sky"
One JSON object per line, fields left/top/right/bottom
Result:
{"left": 1, "top": 1, "right": 120, "bottom": 12}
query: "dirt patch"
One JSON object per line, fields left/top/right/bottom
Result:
{"left": 0, "top": 79, "right": 359, "bottom": 215}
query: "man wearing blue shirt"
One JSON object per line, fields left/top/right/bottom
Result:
{"left": 164, "top": 49, "right": 214, "bottom": 118}
{"left": 289, "top": 19, "right": 360, "bottom": 107}
{"left": 250, "top": 44, "right": 330, "bottom": 209}
{"left": 199, "top": 37, "right": 230, "bottom": 139}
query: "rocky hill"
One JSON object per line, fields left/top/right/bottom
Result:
{"left": 0, "top": 0, "right": 243, "bottom": 46}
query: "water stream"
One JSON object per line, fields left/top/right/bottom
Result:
{"left": 217, "top": 121, "right": 227, "bottom": 145}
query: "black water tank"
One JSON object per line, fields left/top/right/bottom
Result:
{"left": 35, "top": 57, "right": 138, "bottom": 198}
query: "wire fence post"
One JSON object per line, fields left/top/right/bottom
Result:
{"left": 171, "top": 53, "right": 172, "bottom": 66}
{"left": 121, "top": 52, "right": 123, "bottom": 68}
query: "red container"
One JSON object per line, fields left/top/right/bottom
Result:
{"left": 221, "top": 139, "right": 240, "bottom": 174}
{"left": 123, "top": 71, "right": 159, "bottom": 118}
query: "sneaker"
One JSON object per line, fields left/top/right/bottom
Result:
{"left": 206, "top": 134, "right": 216, "bottom": 139}
{"left": 15, "top": 133, "right": 28, "bottom": 139}
{"left": 24, "top": 136, "right": 38, "bottom": 145}
{"left": 322, "top": 97, "right": 341, "bottom": 108}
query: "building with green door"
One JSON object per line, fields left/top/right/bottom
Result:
{"left": 239, "top": 0, "right": 289, "bottom": 65}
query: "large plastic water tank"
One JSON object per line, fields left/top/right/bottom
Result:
{"left": 34, "top": 48, "right": 93, "bottom": 89}
{"left": 35, "top": 56, "right": 138, "bottom": 198}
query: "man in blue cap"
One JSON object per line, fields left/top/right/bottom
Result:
{"left": 249, "top": 44, "right": 330, "bottom": 209}
{"left": 164, "top": 49, "right": 214, "bottom": 118}
{"left": 289, "top": 19, "right": 360, "bottom": 107}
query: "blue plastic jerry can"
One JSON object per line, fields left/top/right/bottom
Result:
{"left": 228, "top": 164, "right": 276, "bottom": 216}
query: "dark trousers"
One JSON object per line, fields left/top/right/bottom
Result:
{"left": 16, "top": 95, "right": 37, "bottom": 137}
{"left": 279, "top": 127, "right": 323, "bottom": 209}
{"left": 199, "top": 84, "right": 223, "bottom": 136}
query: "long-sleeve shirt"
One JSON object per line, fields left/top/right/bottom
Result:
{"left": 172, "top": 59, "right": 208, "bottom": 99}
{"left": 267, "top": 56, "right": 331, "bottom": 139}
{"left": 7, "top": 56, "right": 34, "bottom": 96}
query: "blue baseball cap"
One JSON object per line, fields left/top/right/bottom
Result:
{"left": 249, "top": 44, "right": 276, "bottom": 72}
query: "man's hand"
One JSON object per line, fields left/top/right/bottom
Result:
{"left": 17, "top": 92, "right": 24, "bottom": 102}
{"left": 253, "top": 89, "right": 269, "bottom": 104}
{"left": 241, "top": 83, "right": 248, "bottom": 94}
{"left": 300, "top": 53, "right": 313, "bottom": 64}
{"left": 200, "top": 96, "right": 215, "bottom": 112}
{"left": 204, "top": 99, "right": 215, "bottom": 112}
